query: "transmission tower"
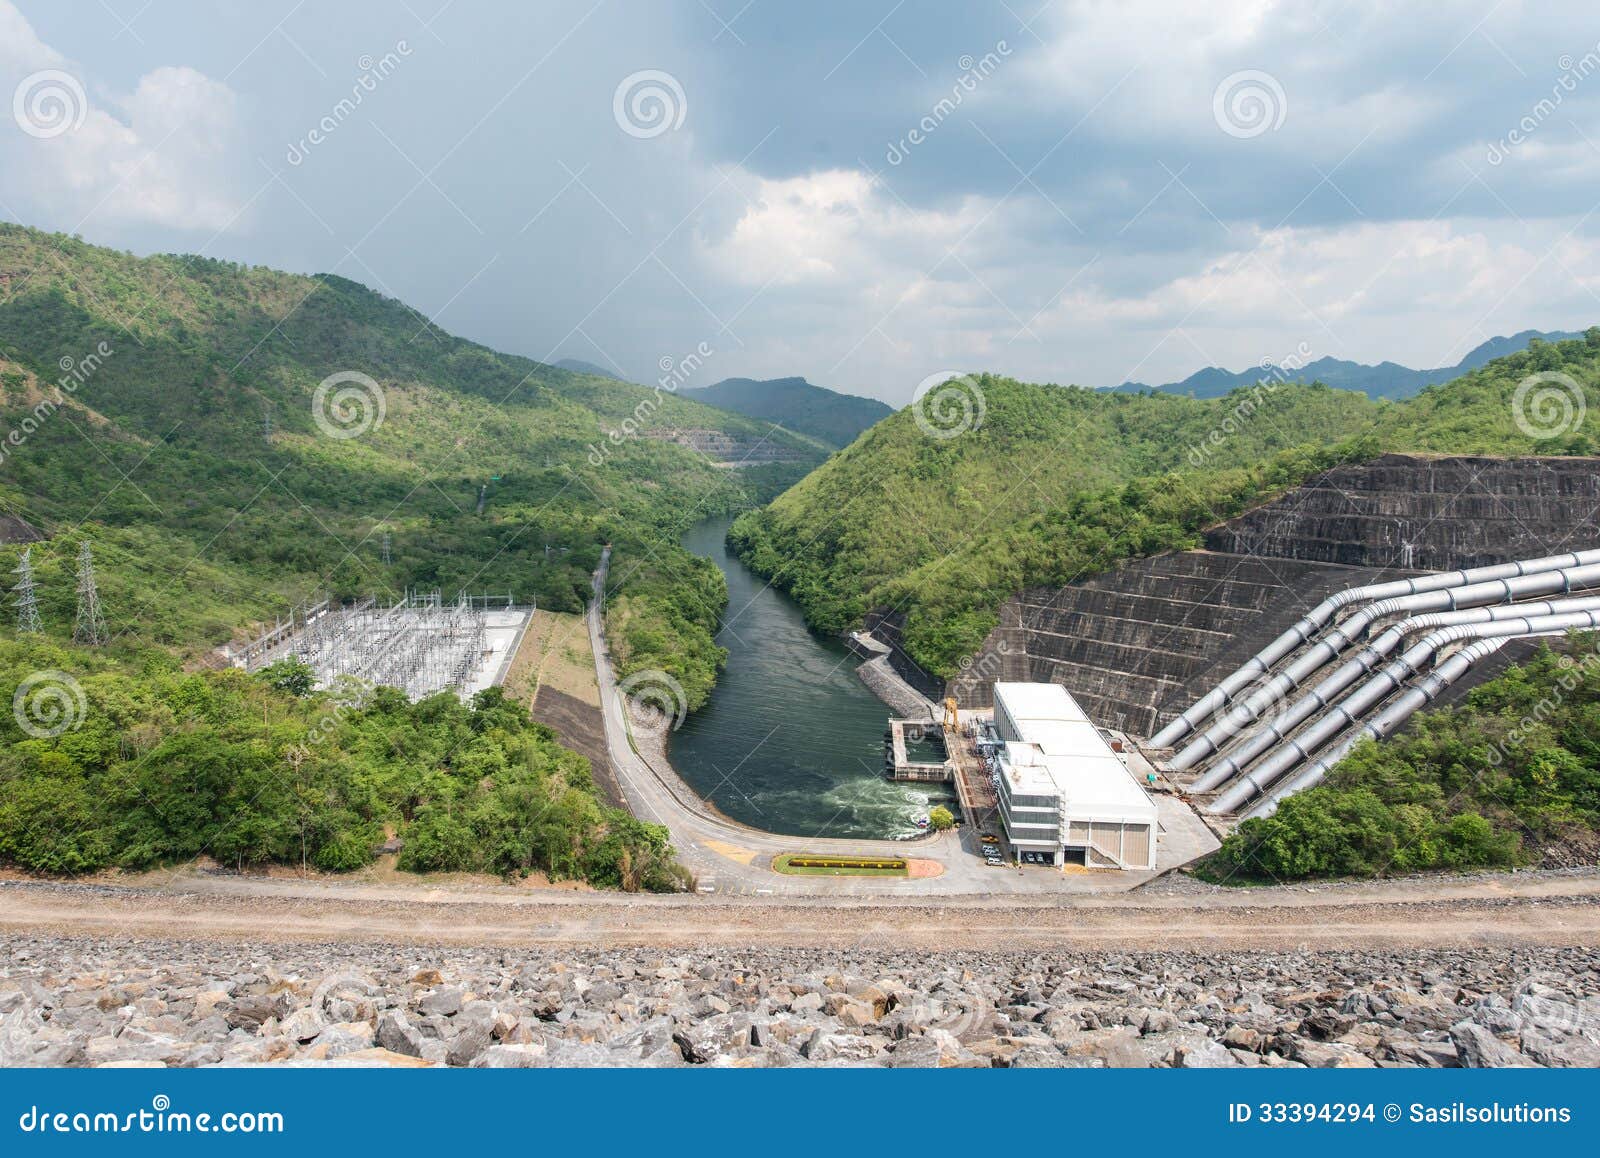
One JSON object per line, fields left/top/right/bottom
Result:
{"left": 73, "top": 541, "right": 107, "bottom": 646}
{"left": 381, "top": 530, "right": 392, "bottom": 566}
{"left": 13, "top": 546, "right": 42, "bottom": 634}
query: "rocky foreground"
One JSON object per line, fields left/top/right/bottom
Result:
{"left": 1, "top": 937, "right": 1597, "bottom": 1068}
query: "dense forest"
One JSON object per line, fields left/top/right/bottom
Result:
{"left": 731, "top": 334, "right": 1600, "bottom": 677}
{"left": 0, "top": 637, "right": 686, "bottom": 889}
{"left": 1204, "top": 636, "right": 1600, "bottom": 881}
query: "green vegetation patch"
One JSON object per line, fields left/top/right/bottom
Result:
{"left": 0, "top": 638, "right": 692, "bottom": 891}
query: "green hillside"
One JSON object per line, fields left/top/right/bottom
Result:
{"left": 0, "top": 223, "right": 817, "bottom": 885}
{"left": 731, "top": 335, "right": 1600, "bottom": 676}
{"left": 680, "top": 375, "right": 894, "bottom": 448}
{"left": 0, "top": 223, "right": 821, "bottom": 698}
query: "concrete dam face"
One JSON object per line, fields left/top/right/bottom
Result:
{"left": 926, "top": 454, "right": 1600, "bottom": 737}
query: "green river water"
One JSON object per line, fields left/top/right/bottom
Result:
{"left": 667, "top": 516, "right": 957, "bottom": 839}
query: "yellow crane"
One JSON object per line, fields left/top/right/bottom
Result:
{"left": 943, "top": 696, "right": 961, "bottom": 734}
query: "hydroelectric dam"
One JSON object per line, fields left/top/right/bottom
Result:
{"left": 862, "top": 453, "right": 1600, "bottom": 826}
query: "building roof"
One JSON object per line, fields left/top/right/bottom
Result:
{"left": 1000, "top": 741, "right": 1057, "bottom": 795}
{"left": 993, "top": 681, "right": 1088, "bottom": 723}
{"left": 994, "top": 682, "right": 1156, "bottom": 825}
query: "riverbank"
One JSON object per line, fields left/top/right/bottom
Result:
{"left": 857, "top": 654, "right": 938, "bottom": 719}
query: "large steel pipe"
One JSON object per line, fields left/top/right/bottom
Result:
{"left": 1242, "top": 637, "right": 1513, "bottom": 820}
{"left": 1190, "top": 592, "right": 1600, "bottom": 793}
{"left": 1209, "top": 608, "right": 1600, "bottom": 813}
{"left": 1174, "top": 569, "right": 1600, "bottom": 775}
{"left": 1149, "top": 548, "right": 1600, "bottom": 750}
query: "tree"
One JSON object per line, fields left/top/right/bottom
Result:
{"left": 259, "top": 657, "right": 316, "bottom": 697}
{"left": 928, "top": 805, "right": 955, "bottom": 831}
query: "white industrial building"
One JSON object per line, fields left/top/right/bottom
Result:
{"left": 992, "top": 682, "right": 1158, "bottom": 869}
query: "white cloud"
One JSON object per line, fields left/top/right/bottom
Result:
{"left": 693, "top": 162, "right": 1600, "bottom": 397}
{"left": 0, "top": 0, "right": 248, "bottom": 233}
{"left": 699, "top": 168, "right": 997, "bottom": 287}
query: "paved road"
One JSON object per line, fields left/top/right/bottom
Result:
{"left": 586, "top": 552, "right": 1213, "bottom": 897}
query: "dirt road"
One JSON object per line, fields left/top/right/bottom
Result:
{"left": 4, "top": 873, "right": 1597, "bottom": 952}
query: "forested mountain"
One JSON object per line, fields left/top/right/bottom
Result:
{"left": 1114, "top": 329, "right": 1582, "bottom": 399}
{"left": 680, "top": 376, "right": 894, "bottom": 448}
{"left": 731, "top": 334, "right": 1600, "bottom": 677}
{"left": 0, "top": 223, "right": 814, "bottom": 885}
{"left": 0, "top": 223, "right": 817, "bottom": 684}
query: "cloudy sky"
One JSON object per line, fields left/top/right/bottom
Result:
{"left": 4, "top": 0, "right": 1600, "bottom": 402}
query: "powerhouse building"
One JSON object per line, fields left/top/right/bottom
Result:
{"left": 992, "top": 682, "right": 1158, "bottom": 869}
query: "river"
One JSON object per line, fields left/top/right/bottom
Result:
{"left": 668, "top": 515, "right": 957, "bottom": 839}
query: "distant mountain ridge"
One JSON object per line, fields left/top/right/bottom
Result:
{"left": 680, "top": 376, "right": 894, "bottom": 448}
{"left": 1115, "top": 330, "right": 1585, "bottom": 400}
{"left": 553, "top": 357, "right": 628, "bottom": 381}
